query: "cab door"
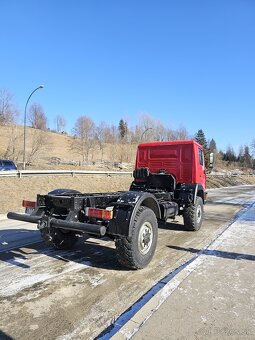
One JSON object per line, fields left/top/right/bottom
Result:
{"left": 197, "top": 147, "right": 206, "bottom": 189}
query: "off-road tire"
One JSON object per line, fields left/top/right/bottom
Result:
{"left": 115, "top": 206, "right": 158, "bottom": 269}
{"left": 40, "top": 227, "right": 79, "bottom": 250}
{"left": 183, "top": 196, "right": 203, "bottom": 231}
{"left": 39, "top": 189, "right": 81, "bottom": 249}
{"left": 48, "top": 189, "right": 81, "bottom": 195}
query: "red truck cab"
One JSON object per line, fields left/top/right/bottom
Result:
{"left": 135, "top": 140, "right": 206, "bottom": 190}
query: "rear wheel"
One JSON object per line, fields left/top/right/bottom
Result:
{"left": 40, "top": 226, "right": 80, "bottom": 250}
{"left": 40, "top": 189, "right": 82, "bottom": 249}
{"left": 115, "top": 206, "right": 158, "bottom": 269}
{"left": 183, "top": 196, "right": 203, "bottom": 231}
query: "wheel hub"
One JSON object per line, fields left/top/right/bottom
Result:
{"left": 138, "top": 222, "right": 153, "bottom": 255}
{"left": 197, "top": 205, "right": 202, "bottom": 223}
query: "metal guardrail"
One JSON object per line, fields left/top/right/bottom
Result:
{"left": 0, "top": 170, "right": 254, "bottom": 178}
{"left": 207, "top": 173, "right": 255, "bottom": 178}
{"left": 0, "top": 170, "right": 133, "bottom": 178}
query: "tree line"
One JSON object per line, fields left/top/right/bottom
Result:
{"left": 194, "top": 129, "right": 255, "bottom": 170}
{"left": 0, "top": 87, "right": 255, "bottom": 170}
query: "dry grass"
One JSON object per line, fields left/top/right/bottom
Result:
{"left": 0, "top": 174, "right": 132, "bottom": 214}
{"left": 0, "top": 125, "right": 135, "bottom": 214}
{"left": 0, "top": 125, "right": 137, "bottom": 167}
{"left": 206, "top": 175, "right": 255, "bottom": 188}
{"left": 1, "top": 174, "right": 255, "bottom": 214}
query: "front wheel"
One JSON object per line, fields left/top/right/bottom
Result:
{"left": 115, "top": 206, "right": 158, "bottom": 269}
{"left": 183, "top": 196, "right": 204, "bottom": 231}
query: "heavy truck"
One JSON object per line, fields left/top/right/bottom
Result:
{"left": 8, "top": 140, "right": 207, "bottom": 269}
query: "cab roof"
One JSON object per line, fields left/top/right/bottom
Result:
{"left": 138, "top": 140, "right": 203, "bottom": 149}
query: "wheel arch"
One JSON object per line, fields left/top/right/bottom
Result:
{"left": 139, "top": 196, "right": 161, "bottom": 219}
{"left": 196, "top": 184, "right": 206, "bottom": 204}
{"left": 178, "top": 183, "right": 205, "bottom": 204}
{"left": 108, "top": 191, "right": 160, "bottom": 238}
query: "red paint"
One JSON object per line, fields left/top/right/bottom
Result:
{"left": 135, "top": 140, "right": 206, "bottom": 189}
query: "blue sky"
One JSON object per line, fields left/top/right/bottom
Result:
{"left": 1, "top": 0, "right": 255, "bottom": 153}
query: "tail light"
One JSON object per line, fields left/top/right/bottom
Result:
{"left": 22, "top": 200, "right": 36, "bottom": 209}
{"left": 86, "top": 208, "right": 113, "bottom": 220}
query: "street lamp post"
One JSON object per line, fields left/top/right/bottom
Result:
{"left": 141, "top": 127, "right": 153, "bottom": 142}
{"left": 23, "top": 85, "right": 44, "bottom": 170}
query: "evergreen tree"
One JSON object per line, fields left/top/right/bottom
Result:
{"left": 237, "top": 145, "right": 244, "bottom": 163}
{"left": 195, "top": 129, "right": 209, "bottom": 168}
{"left": 242, "top": 145, "right": 252, "bottom": 168}
{"left": 118, "top": 119, "right": 127, "bottom": 139}
{"left": 194, "top": 129, "right": 208, "bottom": 149}
{"left": 209, "top": 138, "right": 217, "bottom": 153}
{"left": 223, "top": 145, "right": 237, "bottom": 163}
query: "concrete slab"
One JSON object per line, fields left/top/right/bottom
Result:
{"left": 114, "top": 203, "right": 255, "bottom": 339}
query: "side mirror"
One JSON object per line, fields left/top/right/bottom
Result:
{"left": 209, "top": 153, "right": 214, "bottom": 168}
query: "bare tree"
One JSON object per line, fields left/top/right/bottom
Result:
{"left": 28, "top": 103, "right": 47, "bottom": 130}
{"left": 95, "top": 121, "right": 109, "bottom": 161}
{"left": 55, "top": 115, "right": 66, "bottom": 132}
{"left": 165, "top": 126, "right": 189, "bottom": 141}
{"left": 175, "top": 126, "right": 190, "bottom": 140}
{"left": 106, "top": 124, "right": 119, "bottom": 144}
{"left": 154, "top": 120, "right": 167, "bottom": 141}
{"left": 2, "top": 125, "right": 22, "bottom": 161}
{"left": 115, "top": 143, "right": 135, "bottom": 163}
{"left": 27, "top": 130, "right": 48, "bottom": 164}
{"left": 138, "top": 114, "right": 155, "bottom": 142}
{"left": 71, "top": 116, "right": 96, "bottom": 161}
{"left": 0, "top": 88, "right": 18, "bottom": 125}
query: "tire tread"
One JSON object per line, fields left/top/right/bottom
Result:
{"left": 115, "top": 206, "right": 157, "bottom": 269}
{"left": 183, "top": 197, "right": 203, "bottom": 231}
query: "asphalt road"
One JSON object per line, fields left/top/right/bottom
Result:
{"left": 0, "top": 185, "right": 255, "bottom": 340}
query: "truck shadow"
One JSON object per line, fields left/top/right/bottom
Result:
{"left": 0, "top": 232, "right": 125, "bottom": 271}
{"left": 168, "top": 245, "right": 255, "bottom": 262}
{"left": 0, "top": 219, "right": 210, "bottom": 271}
{"left": 206, "top": 200, "right": 247, "bottom": 207}
{"left": 159, "top": 220, "right": 188, "bottom": 232}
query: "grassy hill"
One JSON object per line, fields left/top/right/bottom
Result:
{"left": 0, "top": 125, "right": 136, "bottom": 169}
{"left": 1, "top": 125, "right": 255, "bottom": 214}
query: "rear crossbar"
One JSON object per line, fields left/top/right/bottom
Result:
{"left": 7, "top": 212, "right": 106, "bottom": 237}
{"left": 51, "top": 218, "right": 106, "bottom": 236}
{"left": 7, "top": 212, "right": 41, "bottom": 224}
